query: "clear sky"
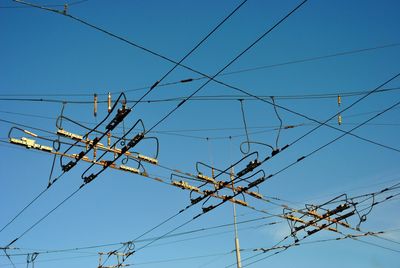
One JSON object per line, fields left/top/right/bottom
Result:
{"left": 1, "top": 0, "right": 400, "bottom": 267}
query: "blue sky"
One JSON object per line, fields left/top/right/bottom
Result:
{"left": 1, "top": 0, "right": 400, "bottom": 267}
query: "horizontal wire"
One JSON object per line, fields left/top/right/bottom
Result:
{"left": 1, "top": 41, "right": 399, "bottom": 96}
{"left": 0, "top": 0, "right": 89, "bottom": 9}
{"left": 0, "top": 86, "right": 399, "bottom": 102}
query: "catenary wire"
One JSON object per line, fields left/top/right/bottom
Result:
{"left": 2, "top": 0, "right": 248, "bottom": 248}
{"left": 1, "top": 43, "right": 399, "bottom": 97}
{"left": 144, "top": 0, "right": 309, "bottom": 134}
{"left": 19, "top": 3, "right": 252, "bottom": 248}
{"left": 4, "top": 187, "right": 80, "bottom": 249}
{"left": 4, "top": 1, "right": 398, "bottom": 266}
{"left": 6, "top": 0, "right": 400, "bottom": 156}
{"left": 125, "top": 0, "right": 249, "bottom": 112}
{"left": 2, "top": 89, "right": 399, "bottom": 152}
{"left": 102, "top": 4, "right": 310, "bottom": 265}
{"left": 0, "top": 0, "right": 89, "bottom": 8}
{"left": 1, "top": 216, "right": 279, "bottom": 257}
{"left": 287, "top": 72, "right": 400, "bottom": 148}
{"left": 233, "top": 100, "right": 400, "bottom": 266}
{"left": 0, "top": 86, "right": 399, "bottom": 103}
{"left": 2, "top": 250, "right": 16, "bottom": 268}
{"left": 1, "top": 0, "right": 249, "bottom": 249}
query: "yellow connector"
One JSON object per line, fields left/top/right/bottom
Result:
{"left": 197, "top": 173, "right": 216, "bottom": 183}
{"left": 137, "top": 154, "right": 158, "bottom": 165}
{"left": 120, "top": 165, "right": 140, "bottom": 174}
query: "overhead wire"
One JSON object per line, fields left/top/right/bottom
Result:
{"left": 271, "top": 96, "right": 283, "bottom": 149}
{"left": 2, "top": 109, "right": 400, "bottom": 143}
{"left": 287, "top": 72, "right": 400, "bottom": 148}
{"left": 217, "top": 95, "right": 400, "bottom": 267}
{"left": 242, "top": 237, "right": 388, "bottom": 267}
{"left": 222, "top": 96, "right": 400, "bottom": 222}
{"left": 127, "top": 0, "right": 250, "bottom": 112}
{"left": 287, "top": 97, "right": 400, "bottom": 171}
{"left": 0, "top": 109, "right": 91, "bottom": 238}
{"left": 0, "top": 109, "right": 400, "bottom": 239}
{"left": 5, "top": 0, "right": 396, "bottom": 264}
{"left": 1, "top": 95, "right": 129, "bottom": 247}
{"left": 2, "top": 249, "right": 16, "bottom": 268}
{"left": 0, "top": 118, "right": 54, "bottom": 135}
{"left": 140, "top": 221, "right": 279, "bottom": 250}
{"left": 110, "top": 3, "right": 310, "bottom": 263}
{"left": 112, "top": 3, "right": 264, "bottom": 261}
{"left": 2, "top": 0, "right": 250, "bottom": 258}
{"left": 235, "top": 185, "right": 400, "bottom": 266}
{"left": 0, "top": 119, "right": 74, "bottom": 236}
{"left": 101, "top": 153, "right": 267, "bottom": 264}
{"left": 0, "top": 251, "right": 233, "bottom": 268}
{"left": 0, "top": 0, "right": 89, "bottom": 9}
{"left": 1, "top": 82, "right": 399, "bottom": 153}
{"left": 61, "top": 0, "right": 249, "bottom": 187}
{"left": 143, "top": 0, "right": 309, "bottom": 134}
{"left": 228, "top": 79, "right": 400, "bottom": 153}
{"left": 61, "top": 4, "right": 252, "bottom": 241}
{"left": 2, "top": 106, "right": 400, "bottom": 133}
{"left": 11, "top": 0, "right": 371, "bottom": 152}
{"left": 11, "top": 0, "right": 247, "bottom": 113}
{"left": 126, "top": 251, "right": 233, "bottom": 266}
{"left": 237, "top": 227, "right": 340, "bottom": 267}
{"left": 1, "top": 43, "right": 399, "bottom": 97}
{"left": 0, "top": 253, "right": 97, "bottom": 268}
{"left": 239, "top": 99, "right": 251, "bottom": 154}
{"left": 3, "top": 0, "right": 400, "bottom": 153}
{"left": 5, "top": 0, "right": 400, "bottom": 156}
{"left": 241, "top": 232, "right": 400, "bottom": 268}
{"left": 0, "top": 87, "right": 399, "bottom": 101}
{"left": 257, "top": 186, "right": 400, "bottom": 247}
{"left": 2, "top": 93, "right": 140, "bottom": 249}
{"left": 2, "top": 116, "right": 271, "bottom": 197}
{"left": 82, "top": 5, "right": 313, "bottom": 259}
{"left": 2, "top": 170, "right": 396, "bottom": 264}
{"left": 4, "top": 187, "right": 81, "bottom": 249}
{"left": 1, "top": 216, "right": 280, "bottom": 258}
{"left": 10, "top": 4, "right": 398, "bottom": 266}
{"left": 294, "top": 176, "right": 400, "bottom": 206}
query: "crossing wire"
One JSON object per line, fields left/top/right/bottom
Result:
{"left": 7, "top": 0, "right": 400, "bottom": 156}
{"left": 106, "top": 4, "right": 313, "bottom": 265}
{"left": 229, "top": 98, "right": 400, "bottom": 267}
{"left": 241, "top": 232, "right": 400, "bottom": 268}
{"left": 1, "top": 83, "right": 399, "bottom": 241}
{"left": 127, "top": 88, "right": 400, "bottom": 267}
{"left": 0, "top": 86, "right": 400, "bottom": 103}
{"left": 1, "top": 216, "right": 280, "bottom": 257}
{"left": 1, "top": 0, "right": 249, "bottom": 250}
{"left": 235, "top": 233, "right": 400, "bottom": 268}
{"left": 0, "top": 96, "right": 131, "bottom": 243}
{"left": 4, "top": 0, "right": 398, "bottom": 264}
{"left": 30, "top": 3, "right": 312, "bottom": 264}
{"left": 143, "top": 0, "right": 309, "bottom": 134}
{"left": 124, "top": 0, "right": 249, "bottom": 111}
{"left": 287, "top": 72, "right": 400, "bottom": 148}
{"left": 235, "top": 187, "right": 400, "bottom": 267}
{"left": 9, "top": 0, "right": 400, "bottom": 156}
{"left": 0, "top": 43, "right": 399, "bottom": 97}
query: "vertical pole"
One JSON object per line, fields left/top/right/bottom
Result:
{"left": 231, "top": 167, "right": 242, "bottom": 268}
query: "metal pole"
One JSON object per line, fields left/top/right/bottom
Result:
{"left": 231, "top": 167, "right": 242, "bottom": 268}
